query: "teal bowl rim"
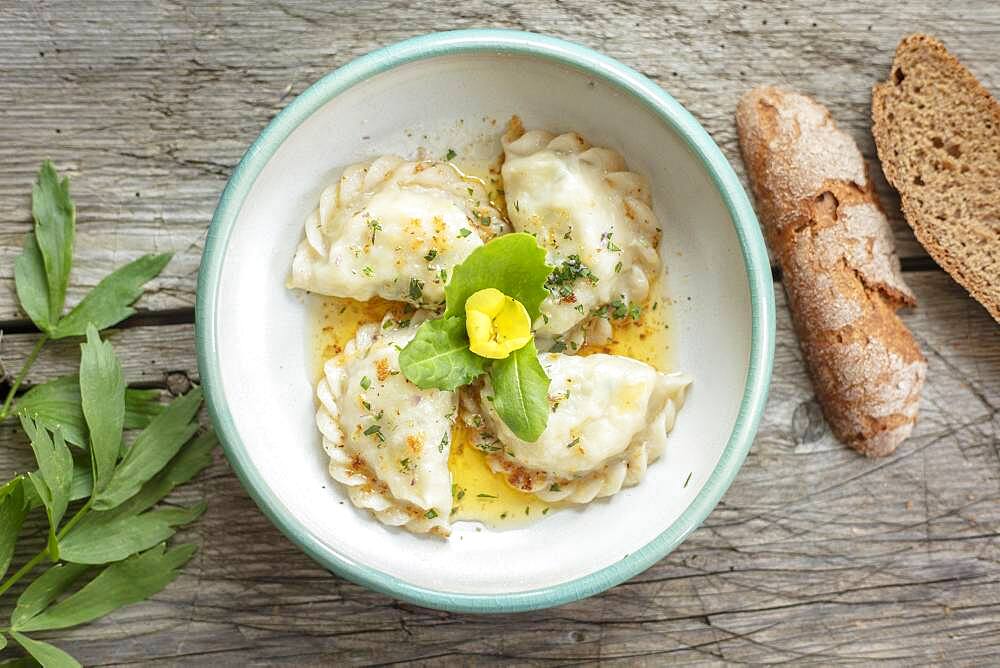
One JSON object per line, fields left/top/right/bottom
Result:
{"left": 196, "top": 29, "right": 775, "bottom": 614}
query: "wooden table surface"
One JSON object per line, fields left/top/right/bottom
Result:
{"left": 1, "top": 1, "right": 998, "bottom": 664}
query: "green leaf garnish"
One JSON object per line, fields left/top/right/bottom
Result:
{"left": 51, "top": 253, "right": 172, "bottom": 339}
{"left": 31, "top": 161, "right": 76, "bottom": 327}
{"left": 488, "top": 340, "right": 550, "bottom": 442}
{"left": 21, "top": 417, "right": 73, "bottom": 559}
{"left": 79, "top": 325, "right": 125, "bottom": 496}
{"left": 398, "top": 317, "right": 488, "bottom": 390}
{"left": 9, "top": 631, "right": 81, "bottom": 668}
{"left": 443, "top": 232, "right": 552, "bottom": 322}
{"left": 13, "top": 232, "right": 52, "bottom": 333}
{"left": 92, "top": 387, "right": 202, "bottom": 511}
{"left": 16, "top": 376, "right": 163, "bottom": 448}
{"left": 0, "top": 479, "right": 26, "bottom": 581}
{"left": 58, "top": 503, "right": 204, "bottom": 565}
{"left": 13, "top": 543, "right": 196, "bottom": 633}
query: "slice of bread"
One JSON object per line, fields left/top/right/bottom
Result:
{"left": 872, "top": 34, "right": 1000, "bottom": 323}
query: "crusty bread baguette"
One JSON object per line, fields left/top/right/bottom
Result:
{"left": 872, "top": 34, "right": 1000, "bottom": 323}
{"left": 737, "top": 86, "right": 926, "bottom": 457}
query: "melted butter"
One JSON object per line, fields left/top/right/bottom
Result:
{"left": 448, "top": 415, "right": 552, "bottom": 528}
{"left": 309, "top": 295, "right": 403, "bottom": 381}
{"left": 578, "top": 296, "right": 676, "bottom": 372}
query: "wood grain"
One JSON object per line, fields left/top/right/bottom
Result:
{"left": 1, "top": 1, "right": 999, "bottom": 664}
{"left": 2, "top": 1, "right": 999, "bottom": 320}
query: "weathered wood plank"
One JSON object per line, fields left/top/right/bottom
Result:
{"left": 2, "top": 1, "right": 1000, "bottom": 319}
{"left": 0, "top": 323, "right": 197, "bottom": 390}
{"left": 0, "top": 271, "right": 996, "bottom": 664}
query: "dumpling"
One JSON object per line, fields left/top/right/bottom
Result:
{"left": 291, "top": 156, "right": 509, "bottom": 307}
{"left": 501, "top": 117, "right": 662, "bottom": 341}
{"left": 315, "top": 316, "right": 456, "bottom": 535}
{"left": 470, "top": 352, "right": 690, "bottom": 503}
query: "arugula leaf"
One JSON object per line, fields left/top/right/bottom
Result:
{"left": 22, "top": 417, "right": 73, "bottom": 558}
{"left": 444, "top": 233, "right": 552, "bottom": 322}
{"left": 31, "top": 161, "right": 76, "bottom": 327}
{"left": 59, "top": 503, "right": 204, "bottom": 564}
{"left": 93, "top": 387, "right": 202, "bottom": 511}
{"left": 488, "top": 340, "right": 550, "bottom": 442}
{"left": 398, "top": 317, "right": 488, "bottom": 390}
{"left": 16, "top": 376, "right": 163, "bottom": 448}
{"left": 51, "top": 253, "right": 172, "bottom": 339}
{"left": 9, "top": 632, "right": 81, "bottom": 668}
{"left": 10, "top": 563, "right": 89, "bottom": 630}
{"left": 79, "top": 325, "right": 125, "bottom": 496}
{"left": 14, "top": 543, "right": 195, "bottom": 634}
{"left": 13, "top": 233, "right": 52, "bottom": 333}
{"left": 0, "top": 478, "right": 26, "bottom": 580}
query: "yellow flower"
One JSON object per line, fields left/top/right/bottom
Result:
{"left": 465, "top": 288, "right": 532, "bottom": 359}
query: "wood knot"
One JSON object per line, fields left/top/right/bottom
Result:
{"left": 791, "top": 400, "right": 827, "bottom": 445}
{"left": 166, "top": 371, "right": 193, "bottom": 396}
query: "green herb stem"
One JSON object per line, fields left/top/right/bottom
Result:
{"left": 0, "top": 498, "right": 92, "bottom": 598}
{"left": 0, "top": 334, "right": 49, "bottom": 422}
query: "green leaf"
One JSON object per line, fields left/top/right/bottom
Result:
{"left": 0, "top": 658, "right": 42, "bottom": 668}
{"left": 93, "top": 387, "right": 202, "bottom": 511}
{"left": 13, "top": 233, "right": 52, "bottom": 333}
{"left": 398, "top": 317, "right": 488, "bottom": 390}
{"left": 17, "top": 376, "right": 163, "bottom": 448}
{"left": 116, "top": 430, "right": 216, "bottom": 516}
{"left": 0, "top": 478, "right": 26, "bottom": 580}
{"left": 488, "top": 340, "right": 550, "bottom": 442}
{"left": 11, "top": 563, "right": 89, "bottom": 630}
{"left": 22, "top": 417, "right": 73, "bottom": 558}
{"left": 24, "top": 459, "right": 92, "bottom": 511}
{"left": 59, "top": 502, "right": 204, "bottom": 564}
{"left": 31, "top": 161, "right": 76, "bottom": 326}
{"left": 15, "top": 543, "right": 195, "bottom": 634}
{"left": 10, "top": 631, "right": 81, "bottom": 668}
{"left": 0, "top": 633, "right": 5, "bottom": 651}
{"left": 79, "top": 325, "right": 125, "bottom": 495}
{"left": 443, "top": 232, "right": 552, "bottom": 322}
{"left": 50, "top": 253, "right": 172, "bottom": 339}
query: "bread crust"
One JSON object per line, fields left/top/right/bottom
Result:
{"left": 737, "top": 86, "right": 926, "bottom": 457}
{"left": 872, "top": 34, "right": 1000, "bottom": 323}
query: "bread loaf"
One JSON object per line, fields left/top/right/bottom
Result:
{"left": 737, "top": 86, "right": 926, "bottom": 457}
{"left": 872, "top": 34, "right": 1000, "bottom": 323}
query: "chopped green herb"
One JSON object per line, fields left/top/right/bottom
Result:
{"left": 398, "top": 457, "right": 411, "bottom": 472}
{"left": 457, "top": 488, "right": 466, "bottom": 501}
{"left": 457, "top": 228, "right": 472, "bottom": 238}
{"left": 361, "top": 399, "right": 371, "bottom": 411}
{"left": 365, "top": 424, "right": 385, "bottom": 442}
{"left": 424, "top": 249, "right": 438, "bottom": 262}
{"left": 614, "top": 261, "right": 623, "bottom": 273}
{"left": 514, "top": 200, "right": 520, "bottom": 212}
{"left": 445, "top": 148, "right": 457, "bottom": 161}
{"left": 566, "top": 437, "right": 580, "bottom": 449}
{"left": 439, "top": 431, "right": 449, "bottom": 453}
{"left": 360, "top": 376, "right": 371, "bottom": 390}
{"left": 425, "top": 508, "right": 438, "bottom": 519}
{"left": 629, "top": 303, "right": 642, "bottom": 321}
{"left": 477, "top": 493, "right": 498, "bottom": 499}
{"left": 542, "top": 507, "right": 550, "bottom": 515}
{"left": 367, "top": 216, "right": 383, "bottom": 245}
{"left": 409, "top": 277, "right": 424, "bottom": 301}
{"left": 684, "top": 472, "right": 692, "bottom": 488}
{"left": 477, "top": 213, "right": 492, "bottom": 227}
{"left": 549, "top": 483, "right": 562, "bottom": 492}
{"left": 382, "top": 319, "right": 395, "bottom": 330}
{"left": 546, "top": 255, "right": 598, "bottom": 298}
{"left": 500, "top": 512, "right": 508, "bottom": 519}
{"left": 550, "top": 340, "right": 567, "bottom": 353}
{"left": 524, "top": 506, "right": 530, "bottom": 516}
{"left": 362, "top": 265, "right": 375, "bottom": 278}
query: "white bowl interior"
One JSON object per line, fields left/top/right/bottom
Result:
{"left": 214, "top": 52, "right": 752, "bottom": 595}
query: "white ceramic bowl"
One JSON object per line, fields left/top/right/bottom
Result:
{"left": 197, "top": 30, "right": 775, "bottom": 613}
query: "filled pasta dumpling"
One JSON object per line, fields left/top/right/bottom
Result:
{"left": 315, "top": 316, "right": 457, "bottom": 535}
{"left": 471, "top": 352, "right": 690, "bottom": 503}
{"left": 502, "top": 117, "right": 662, "bottom": 341}
{"left": 291, "top": 156, "right": 509, "bottom": 307}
